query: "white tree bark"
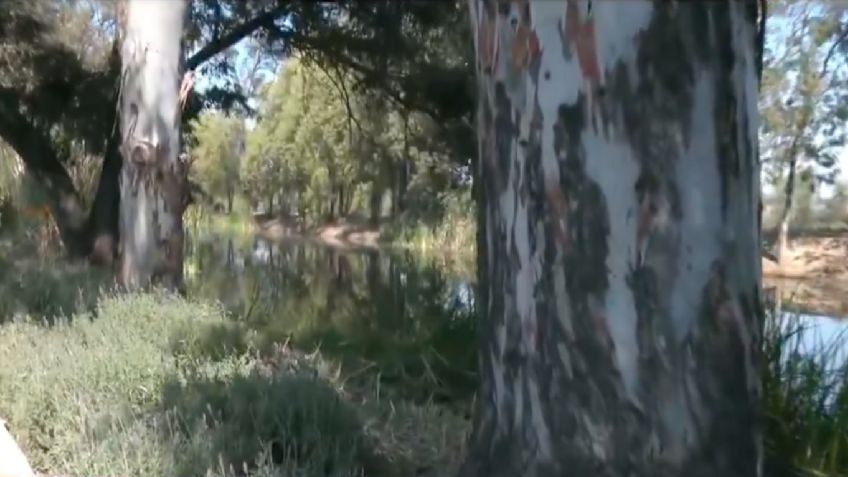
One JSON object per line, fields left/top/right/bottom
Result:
{"left": 462, "top": 1, "right": 763, "bottom": 476}
{"left": 118, "top": 0, "right": 189, "bottom": 290}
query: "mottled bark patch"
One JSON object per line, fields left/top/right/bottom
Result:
{"left": 681, "top": 260, "right": 760, "bottom": 477}
{"left": 464, "top": 1, "right": 761, "bottom": 476}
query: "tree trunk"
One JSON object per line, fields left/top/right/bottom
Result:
{"left": 0, "top": 108, "right": 90, "bottom": 257}
{"left": 369, "top": 183, "right": 382, "bottom": 226}
{"left": 87, "top": 133, "right": 123, "bottom": 266}
{"left": 461, "top": 2, "right": 763, "bottom": 477}
{"left": 395, "top": 112, "right": 411, "bottom": 217}
{"left": 776, "top": 154, "right": 797, "bottom": 268}
{"left": 118, "top": 0, "right": 188, "bottom": 291}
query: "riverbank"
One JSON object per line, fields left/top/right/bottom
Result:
{"left": 255, "top": 216, "right": 382, "bottom": 251}
{"left": 254, "top": 216, "right": 847, "bottom": 280}
{"left": 762, "top": 235, "right": 848, "bottom": 280}
{"left": 2, "top": 282, "right": 847, "bottom": 476}
{"left": 1, "top": 226, "right": 848, "bottom": 476}
{"left": 252, "top": 213, "right": 474, "bottom": 258}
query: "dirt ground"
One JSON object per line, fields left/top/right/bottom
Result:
{"left": 253, "top": 216, "right": 381, "bottom": 251}
{"left": 762, "top": 235, "right": 848, "bottom": 280}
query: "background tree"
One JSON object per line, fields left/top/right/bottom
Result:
{"left": 0, "top": 0, "right": 321, "bottom": 261}
{"left": 0, "top": 0, "right": 475, "bottom": 268}
{"left": 239, "top": 56, "right": 467, "bottom": 227}
{"left": 460, "top": 1, "right": 762, "bottom": 475}
{"left": 760, "top": 0, "right": 848, "bottom": 264}
{"left": 188, "top": 111, "right": 244, "bottom": 213}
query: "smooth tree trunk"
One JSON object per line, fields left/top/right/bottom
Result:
{"left": 118, "top": 0, "right": 189, "bottom": 290}
{"left": 461, "top": 1, "right": 763, "bottom": 476}
{"left": 776, "top": 155, "right": 796, "bottom": 267}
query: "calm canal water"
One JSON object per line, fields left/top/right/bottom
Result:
{"left": 184, "top": 231, "right": 848, "bottom": 400}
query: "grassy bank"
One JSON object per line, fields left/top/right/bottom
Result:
{"left": 380, "top": 196, "right": 476, "bottom": 276}
{"left": 3, "top": 289, "right": 848, "bottom": 476}
{"left": 2, "top": 219, "right": 847, "bottom": 476}
{"left": 0, "top": 293, "right": 468, "bottom": 477}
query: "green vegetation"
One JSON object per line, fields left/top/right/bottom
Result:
{"left": 187, "top": 56, "right": 475, "bottom": 259}
{"left": 2, "top": 0, "right": 848, "bottom": 476}
{"left": 0, "top": 292, "right": 468, "bottom": 477}
{"left": 763, "top": 309, "right": 848, "bottom": 477}
{"left": 380, "top": 192, "right": 476, "bottom": 271}
{"left": 188, "top": 111, "right": 246, "bottom": 214}
{"left": 759, "top": 1, "right": 848, "bottom": 239}
{"left": 0, "top": 225, "right": 846, "bottom": 476}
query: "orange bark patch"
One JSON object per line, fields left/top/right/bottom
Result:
{"left": 705, "top": 262, "right": 747, "bottom": 330}
{"left": 477, "top": 7, "right": 498, "bottom": 73}
{"left": 564, "top": 0, "right": 601, "bottom": 83}
{"left": 545, "top": 179, "right": 571, "bottom": 251}
{"left": 512, "top": 26, "right": 541, "bottom": 70}
{"left": 563, "top": 0, "right": 607, "bottom": 133}
{"left": 510, "top": 0, "right": 541, "bottom": 71}
{"left": 22, "top": 204, "right": 51, "bottom": 221}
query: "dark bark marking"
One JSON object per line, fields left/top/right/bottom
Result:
{"left": 493, "top": 82, "right": 515, "bottom": 194}
{"left": 708, "top": 4, "right": 742, "bottom": 218}
{"left": 466, "top": 3, "right": 761, "bottom": 476}
{"left": 685, "top": 259, "right": 760, "bottom": 477}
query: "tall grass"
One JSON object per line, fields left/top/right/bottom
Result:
{"left": 0, "top": 292, "right": 468, "bottom": 477}
{"left": 381, "top": 193, "right": 476, "bottom": 274}
{"left": 763, "top": 307, "right": 848, "bottom": 477}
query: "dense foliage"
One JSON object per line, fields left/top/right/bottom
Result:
{"left": 190, "top": 57, "right": 472, "bottom": 230}
{"left": 760, "top": 1, "right": 848, "bottom": 231}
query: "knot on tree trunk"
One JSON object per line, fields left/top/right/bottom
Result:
{"left": 127, "top": 140, "right": 160, "bottom": 166}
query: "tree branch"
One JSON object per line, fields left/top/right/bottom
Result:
{"left": 756, "top": 0, "right": 767, "bottom": 85}
{"left": 821, "top": 26, "right": 848, "bottom": 78}
{"left": 0, "top": 90, "right": 90, "bottom": 255}
{"left": 185, "top": 5, "right": 289, "bottom": 71}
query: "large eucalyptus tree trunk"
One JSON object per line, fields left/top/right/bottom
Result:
{"left": 462, "top": 1, "right": 764, "bottom": 476}
{"left": 118, "top": 0, "right": 189, "bottom": 290}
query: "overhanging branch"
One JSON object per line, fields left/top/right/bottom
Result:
{"left": 185, "top": 5, "right": 289, "bottom": 71}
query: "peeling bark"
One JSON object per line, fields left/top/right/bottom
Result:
{"left": 462, "top": 1, "right": 763, "bottom": 476}
{"left": 118, "top": 0, "right": 188, "bottom": 291}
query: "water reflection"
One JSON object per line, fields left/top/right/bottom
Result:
{"left": 765, "top": 279, "right": 848, "bottom": 370}
{"left": 182, "top": 232, "right": 848, "bottom": 402}
{"left": 184, "top": 234, "right": 478, "bottom": 403}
